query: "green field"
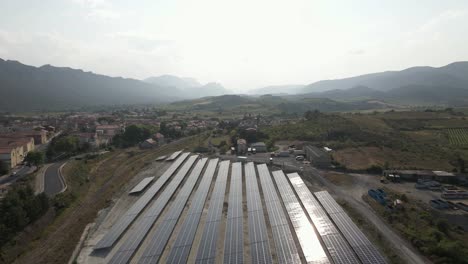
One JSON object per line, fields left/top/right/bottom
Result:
{"left": 447, "top": 128, "right": 468, "bottom": 146}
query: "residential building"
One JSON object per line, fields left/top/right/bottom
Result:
{"left": 72, "top": 132, "right": 100, "bottom": 148}
{"left": 139, "top": 138, "right": 157, "bottom": 149}
{"left": 152, "top": 133, "right": 165, "bottom": 146}
{"left": 0, "top": 147, "right": 19, "bottom": 169}
{"left": 96, "top": 124, "right": 122, "bottom": 137}
{"left": 17, "top": 130, "right": 47, "bottom": 145}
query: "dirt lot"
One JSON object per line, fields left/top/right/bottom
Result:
{"left": 333, "top": 146, "right": 453, "bottom": 171}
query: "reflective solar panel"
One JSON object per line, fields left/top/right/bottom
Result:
{"left": 166, "top": 150, "right": 183, "bottom": 161}
{"left": 156, "top": 155, "right": 167, "bottom": 161}
{"left": 286, "top": 173, "right": 359, "bottom": 264}
{"left": 272, "top": 170, "right": 330, "bottom": 264}
{"left": 166, "top": 159, "right": 219, "bottom": 264}
{"left": 94, "top": 152, "right": 190, "bottom": 250}
{"left": 196, "top": 160, "right": 230, "bottom": 264}
{"left": 129, "top": 177, "right": 155, "bottom": 194}
{"left": 244, "top": 162, "right": 272, "bottom": 264}
{"left": 107, "top": 155, "right": 198, "bottom": 264}
{"left": 314, "top": 191, "right": 387, "bottom": 264}
{"left": 223, "top": 162, "right": 244, "bottom": 264}
{"left": 137, "top": 158, "right": 208, "bottom": 263}
{"left": 256, "top": 164, "right": 301, "bottom": 264}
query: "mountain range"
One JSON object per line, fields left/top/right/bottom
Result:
{"left": 302, "top": 61, "right": 468, "bottom": 93}
{"left": 0, "top": 59, "right": 228, "bottom": 111}
{"left": 1, "top": 58, "right": 468, "bottom": 112}
{"left": 144, "top": 75, "right": 229, "bottom": 98}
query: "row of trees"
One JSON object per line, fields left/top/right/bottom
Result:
{"left": 112, "top": 125, "right": 157, "bottom": 148}
{"left": 46, "top": 135, "right": 91, "bottom": 159}
{"left": 0, "top": 185, "right": 49, "bottom": 248}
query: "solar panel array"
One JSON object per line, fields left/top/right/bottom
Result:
{"left": 196, "top": 160, "right": 230, "bottom": 264}
{"left": 94, "top": 152, "right": 190, "bottom": 250}
{"left": 244, "top": 162, "right": 272, "bottom": 264}
{"left": 165, "top": 158, "right": 219, "bottom": 264}
{"left": 315, "top": 191, "right": 387, "bottom": 264}
{"left": 272, "top": 170, "right": 330, "bottom": 264}
{"left": 286, "top": 173, "right": 359, "bottom": 264}
{"left": 156, "top": 155, "right": 167, "bottom": 161}
{"left": 256, "top": 164, "right": 301, "bottom": 264}
{"left": 223, "top": 162, "right": 244, "bottom": 264}
{"left": 129, "top": 177, "right": 155, "bottom": 194}
{"left": 166, "top": 150, "right": 183, "bottom": 161}
{"left": 138, "top": 158, "right": 209, "bottom": 264}
{"left": 108, "top": 155, "right": 198, "bottom": 264}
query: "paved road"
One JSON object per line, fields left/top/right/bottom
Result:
{"left": 44, "top": 162, "right": 66, "bottom": 196}
{"left": 0, "top": 165, "right": 32, "bottom": 185}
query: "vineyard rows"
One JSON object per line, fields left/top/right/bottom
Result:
{"left": 447, "top": 128, "right": 468, "bottom": 145}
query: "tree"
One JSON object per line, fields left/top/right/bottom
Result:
{"left": 55, "top": 136, "right": 79, "bottom": 153}
{"left": 113, "top": 125, "right": 154, "bottom": 148}
{"left": 24, "top": 151, "right": 44, "bottom": 166}
{"left": 0, "top": 160, "right": 9, "bottom": 175}
{"left": 304, "top": 110, "right": 321, "bottom": 121}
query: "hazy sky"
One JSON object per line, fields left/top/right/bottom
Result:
{"left": 1, "top": 0, "right": 468, "bottom": 91}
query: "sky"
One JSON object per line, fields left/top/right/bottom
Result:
{"left": 1, "top": 0, "right": 468, "bottom": 92}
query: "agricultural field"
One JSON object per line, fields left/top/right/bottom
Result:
{"left": 447, "top": 128, "right": 468, "bottom": 146}
{"left": 264, "top": 109, "right": 468, "bottom": 171}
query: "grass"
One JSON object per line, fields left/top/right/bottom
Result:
{"left": 364, "top": 189, "right": 468, "bottom": 264}
{"left": 264, "top": 110, "right": 468, "bottom": 171}
{"left": 7, "top": 136, "right": 202, "bottom": 264}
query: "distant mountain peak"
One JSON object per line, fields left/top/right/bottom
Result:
{"left": 302, "top": 61, "right": 468, "bottom": 93}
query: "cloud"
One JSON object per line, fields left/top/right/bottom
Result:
{"left": 87, "top": 8, "right": 120, "bottom": 21}
{"left": 419, "top": 10, "right": 468, "bottom": 33}
{"left": 71, "top": 0, "right": 119, "bottom": 21}
{"left": 348, "top": 49, "right": 365, "bottom": 55}
{"left": 71, "top": 0, "right": 108, "bottom": 8}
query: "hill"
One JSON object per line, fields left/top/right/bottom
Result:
{"left": 0, "top": 59, "right": 182, "bottom": 111}
{"left": 301, "top": 84, "right": 468, "bottom": 106}
{"left": 165, "top": 94, "right": 388, "bottom": 113}
{"left": 144, "top": 75, "right": 201, "bottom": 88}
{"left": 250, "top": 85, "right": 305, "bottom": 95}
{"left": 302, "top": 61, "right": 468, "bottom": 93}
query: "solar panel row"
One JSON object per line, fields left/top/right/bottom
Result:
{"left": 196, "top": 160, "right": 230, "bottom": 264}
{"left": 129, "top": 177, "right": 155, "bottom": 194}
{"left": 272, "top": 170, "right": 330, "bottom": 264}
{"left": 94, "top": 152, "right": 190, "bottom": 250}
{"left": 166, "top": 150, "right": 183, "bottom": 161}
{"left": 165, "top": 158, "right": 219, "bottom": 264}
{"left": 256, "top": 164, "right": 301, "bottom": 264}
{"left": 137, "top": 158, "right": 209, "bottom": 264}
{"left": 223, "top": 162, "right": 244, "bottom": 264}
{"left": 244, "top": 162, "right": 272, "bottom": 264}
{"left": 108, "top": 155, "right": 199, "bottom": 264}
{"left": 155, "top": 155, "right": 167, "bottom": 161}
{"left": 314, "top": 191, "right": 387, "bottom": 264}
{"left": 286, "top": 173, "right": 359, "bottom": 264}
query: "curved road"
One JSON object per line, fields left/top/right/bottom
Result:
{"left": 44, "top": 162, "right": 66, "bottom": 196}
